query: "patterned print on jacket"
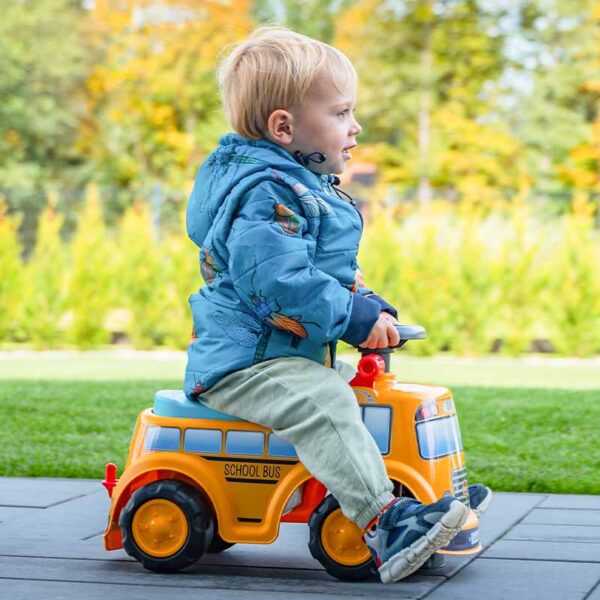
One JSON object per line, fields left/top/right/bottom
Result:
{"left": 184, "top": 134, "right": 395, "bottom": 399}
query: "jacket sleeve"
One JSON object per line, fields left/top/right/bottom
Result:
{"left": 226, "top": 182, "right": 381, "bottom": 346}
{"left": 354, "top": 265, "right": 398, "bottom": 319}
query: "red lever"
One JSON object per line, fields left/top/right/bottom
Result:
{"left": 102, "top": 463, "right": 118, "bottom": 498}
{"left": 350, "top": 354, "right": 385, "bottom": 387}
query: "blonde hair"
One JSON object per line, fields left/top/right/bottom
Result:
{"left": 217, "top": 26, "right": 357, "bottom": 140}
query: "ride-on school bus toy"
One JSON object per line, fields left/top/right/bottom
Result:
{"left": 103, "top": 325, "right": 481, "bottom": 580}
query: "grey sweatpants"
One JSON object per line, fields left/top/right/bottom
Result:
{"left": 200, "top": 356, "right": 395, "bottom": 529}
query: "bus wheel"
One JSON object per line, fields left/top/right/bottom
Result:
{"left": 308, "top": 495, "right": 376, "bottom": 581}
{"left": 207, "top": 532, "right": 235, "bottom": 553}
{"left": 120, "top": 479, "right": 213, "bottom": 572}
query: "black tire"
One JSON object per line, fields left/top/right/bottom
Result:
{"left": 207, "top": 532, "right": 235, "bottom": 553}
{"left": 120, "top": 479, "right": 214, "bottom": 572}
{"left": 308, "top": 495, "right": 377, "bottom": 581}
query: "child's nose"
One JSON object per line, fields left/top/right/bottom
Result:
{"left": 351, "top": 117, "right": 362, "bottom": 135}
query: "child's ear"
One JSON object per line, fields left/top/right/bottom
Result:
{"left": 267, "top": 109, "right": 294, "bottom": 145}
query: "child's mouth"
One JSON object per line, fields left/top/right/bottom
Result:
{"left": 342, "top": 145, "right": 356, "bottom": 160}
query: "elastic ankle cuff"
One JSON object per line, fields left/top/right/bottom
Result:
{"left": 354, "top": 491, "right": 396, "bottom": 530}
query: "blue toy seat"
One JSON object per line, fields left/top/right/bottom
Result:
{"left": 153, "top": 390, "right": 244, "bottom": 421}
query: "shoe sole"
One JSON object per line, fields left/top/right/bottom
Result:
{"left": 378, "top": 500, "right": 469, "bottom": 584}
{"left": 474, "top": 487, "right": 493, "bottom": 517}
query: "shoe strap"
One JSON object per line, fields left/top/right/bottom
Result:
{"left": 363, "top": 496, "right": 415, "bottom": 533}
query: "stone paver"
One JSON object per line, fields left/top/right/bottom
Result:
{"left": 0, "top": 477, "right": 98, "bottom": 508}
{"left": 0, "top": 477, "right": 598, "bottom": 599}
{"left": 587, "top": 582, "right": 600, "bottom": 600}
{"left": 539, "top": 494, "right": 600, "bottom": 510}
{"left": 505, "top": 523, "right": 600, "bottom": 543}
{"left": 485, "top": 539, "right": 600, "bottom": 563}
{"left": 521, "top": 508, "right": 600, "bottom": 527}
{"left": 426, "top": 558, "right": 600, "bottom": 600}
{"left": 0, "top": 580, "right": 368, "bottom": 600}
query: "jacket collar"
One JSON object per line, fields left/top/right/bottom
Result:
{"left": 219, "top": 133, "right": 339, "bottom": 186}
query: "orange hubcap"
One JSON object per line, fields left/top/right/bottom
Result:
{"left": 132, "top": 499, "right": 189, "bottom": 558}
{"left": 321, "top": 508, "right": 371, "bottom": 566}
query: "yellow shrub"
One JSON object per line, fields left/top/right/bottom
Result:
{"left": 115, "top": 199, "right": 170, "bottom": 349}
{"left": 542, "top": 194, "right": 600, "bottom": 356}
{"left": 66, "top": 184, "right": 115, "bottom": 348}
{"left": 360, "top": 200, "right": 600, "bottom": 356}
{"left": 159, "top": 210, "right": 200, "bottom": 349}
{"left": 9, "top": 190, "right": 600, "bottom": 356}
{"left": 0, "top": 196, "right": 23, "bottom": 341}
{"left": 22, "top": 195, "right": 68, "bottom": 348}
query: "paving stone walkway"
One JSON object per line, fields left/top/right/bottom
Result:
{"left": 0, "top": 477, "right": 598, "bottom": 600}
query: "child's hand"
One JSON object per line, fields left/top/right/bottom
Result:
{"left": 379, "top": 311, "right": 399, "bottom": 326}
{"left": 359, "top": 313, "right": 400, "bottom": 349}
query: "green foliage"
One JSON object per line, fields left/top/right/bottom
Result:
{"left": 336, "top": 0, "right": 520, "bottom": 203}
{"left": 444, "top": 205, "right": 500, "bottom": 354}
{"left": 506, "top": 0, "right": 599, "bottom": 196}
{"left": 494, "top": 202, "right": 548, "bottom": 355}
{"left": 159, "top": 212, "right": 201, "bottom": 349}
{"left": 2, "top": 191, "right": 599, "bottom": 354}
{"left": 115, "top": 200, "right": 169, "bottom": 348}
{"left": 0, "top": 0, "right": 93, "bottom": 194}
{"left": 1, "top": 0, "right": 598, "bottom": 229}
{"left": 66, "top": 184, "right": 115, "bottom": 348}
{"left": 252, "top": 0, "right": 354, "bottom": 42}
{"left": 359, "top": 201, "right": 600, "bottom": 356}
{"left": 361, "top": 207, "right": 454, "bottom": 355}
{"left": 21, "top": 194, "right": 68, "bottom": 348}
{"left": 85, "top": 0, "right": 253, "bottom": 194}
{"left": 0, "top": 197, "right": 23, "bottom": 340}
{"left": 542, "top": 195, "right": 600, "bottom": 356}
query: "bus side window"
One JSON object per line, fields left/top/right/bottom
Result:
{"left": 363, "top": 406, "right": 391, "bottom": 454}
{"left": 145, "top": 426, "right": 181, "bottom": 451}
{"left": 268, "top": 434, "right": 298, "bottom": 458}
{"left": 184, "top": 429, "right": 222, "bottom": 454}
{"left": 226, "top": 430, "right": 265, "bottom": 456}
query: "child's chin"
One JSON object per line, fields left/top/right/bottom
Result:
{"left": 331, "top": 162, "right": 346, "bottom": 175}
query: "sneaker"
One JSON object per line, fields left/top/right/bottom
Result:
{"left": 364, "top": 494, "right": 468, "bottom": 584}
{"left": 468, "top": 484, "right": 492, "bottom": 517}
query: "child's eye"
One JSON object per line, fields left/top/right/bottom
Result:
{"left": 338, "top": 109, "right": 350, "bottom": 117}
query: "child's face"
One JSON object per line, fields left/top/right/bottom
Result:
{"left": 269, "top": 75, "right": 362, "bottom": 175}
{"left": 291, "top": 76, "right": 362, "bottom": 174}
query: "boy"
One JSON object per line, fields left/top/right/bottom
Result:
{"left": 184, "top": 27, "right": 488, "bottom": 583}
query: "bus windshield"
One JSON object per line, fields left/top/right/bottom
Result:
{"left": 416, "top": 416, "right": 463, "bottom": 460}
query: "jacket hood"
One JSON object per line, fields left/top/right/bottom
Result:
{"left": 186, "top": 133, "right": 336, "bottom": 249}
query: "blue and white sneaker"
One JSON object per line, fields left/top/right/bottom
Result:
{"left": 364, "top": 495, "right": 468, "bottom": 583}
{"left": 468, "top": 484, "right": 492, "bottom": 517}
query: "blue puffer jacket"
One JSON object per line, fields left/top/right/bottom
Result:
{"left": 184, "top": 134, "right": 397, "bottom": 399}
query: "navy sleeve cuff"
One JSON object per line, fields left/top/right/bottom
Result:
{"left": 368, "top": 294, "right": 398, "bottom": 319}
{"left": 340, "top": 294, "right": 382, "bottom": 346}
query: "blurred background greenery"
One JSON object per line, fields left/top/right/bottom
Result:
{"left": 1, "top": 0, "right": 599, "bottom": 355}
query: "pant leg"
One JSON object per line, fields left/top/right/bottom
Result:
{"left": 333, "top": 358, "right": 357, "bottom": 383}
{"left": 200, "top": 356, "right": 394, "bottom": 528}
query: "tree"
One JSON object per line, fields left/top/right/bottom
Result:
{"left": 336, "top": 0, "right": 513, "bottom": 206}
{"left": 251, "top": 0, "right": 353, "bottom": 42}
{"left": 0, "top": 0, "right": 93, "bottom": 198}
{"left": 0, "top": 197, "right": 23, "bottom": 341}
{"left": 22, "top": 194, "right": 68, "bottom": 348}
{"left": 503, "top": 0, "right": 599, "bottom": 201}
{"left": 66, "top": 184, "right": 115, "bottom": 347}
{"left": 85, "top": 0, "right": 254, "bottom": 205}
{"left": 115, "top": 199, "right": 169, "bottom": 348}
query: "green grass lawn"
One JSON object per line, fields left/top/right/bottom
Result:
{"left": 1, "top": 352, "right": 599, "bottom": 494}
